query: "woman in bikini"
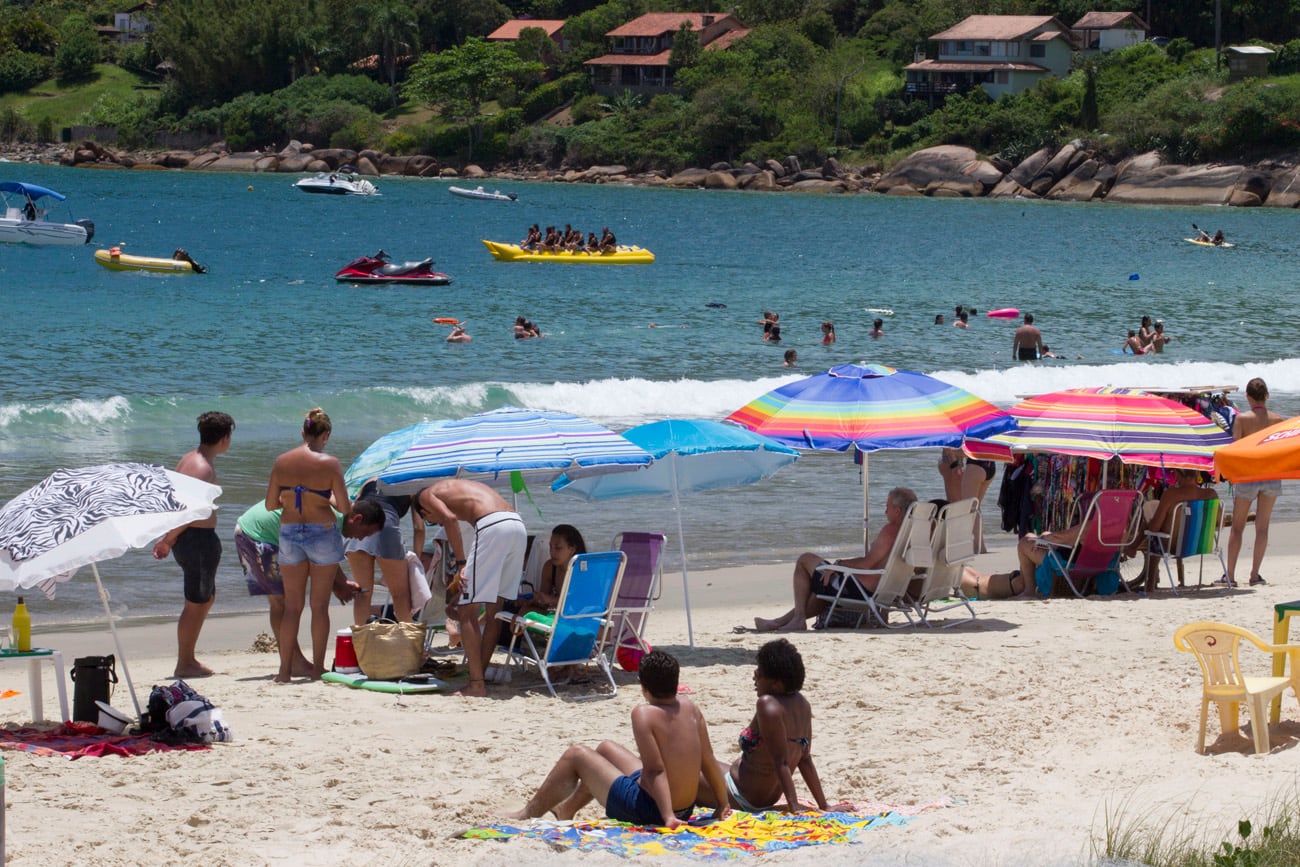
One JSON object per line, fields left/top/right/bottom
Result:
{"left": 265, "top": 407, "right": 353, "bottom": 682}
{"left": 531, "top": 524, "right": 586, "bottom": 612}
{"left": 696, "top": 639, "right": 846, "bottom": 813}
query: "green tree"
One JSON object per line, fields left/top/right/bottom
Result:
{"left": 402, "top": 37, "right": 542, "bottom": 159}
{"left": 356, "top": 0, "right": 420, "bottom": 108}
{"left": 54, "top": 13, "right": 98, "bottom": 83}
{"left": 668, "top": 22, "right": 700, "bottom": 70}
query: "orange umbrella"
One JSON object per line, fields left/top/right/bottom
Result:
{"left": 1214, "top": 416, "right": 1300, "bottom": 482}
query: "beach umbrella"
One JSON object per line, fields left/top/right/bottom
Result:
{"left": 1214, "top": 415, "right": 1300, "bottom": 482}
{"left": 977, "top": 387, "right": 1232, "bottom": 473}
{"left": 357, "top": 407, "right": 654, "bottom": 496}
{"left": 344, "top": 421, "right": 445, "bottom": 497}
{"left": 724, "top": 363, "right": 1015, "bottom": 541}
{"left": 0, "top": 463, "right": 223, "bottom": 719}
{"left": 551, "top": 419, "right": 800, "bottom": 647}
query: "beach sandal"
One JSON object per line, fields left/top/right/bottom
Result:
{"left": 1213, "top": 576, "right": 1238, "bottom": 588}
{"left": 1250, "top": 575, "right": 1268, "bottom": 586}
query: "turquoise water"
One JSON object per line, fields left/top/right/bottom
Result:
{"left": 2, "top": 163, "right": 1298, "bottom": 625}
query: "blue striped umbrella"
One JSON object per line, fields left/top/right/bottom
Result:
{"left": 344, "top": 421, "right": 445, "bottom": 497}
{"left": 363, "top": 407, "right": 654, "bottom": 496}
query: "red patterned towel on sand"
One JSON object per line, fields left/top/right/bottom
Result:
{"left": 0, "top": 721, "right": 210, "bottom": 759}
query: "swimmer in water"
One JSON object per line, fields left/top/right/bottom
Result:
{"left": 869, "top": 318, "right": 884, "bottom": 338}
{"left": 783, "top": 349, "right": 797, "bottom": 366}
{"left": 1121, "top": 330, "right": 1145, "bottom": 355}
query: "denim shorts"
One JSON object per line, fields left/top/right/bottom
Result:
{"left": 279, "top": 521, "right": 345, "bottom": 566}
{"left": 1233, "top": 479, "right": 1282, "bottom": 502}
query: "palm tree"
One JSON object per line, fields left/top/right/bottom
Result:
{"left": 357, "top": 0, "right": 421, "bottom": 108}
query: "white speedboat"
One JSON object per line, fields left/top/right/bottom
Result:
{"left": 293, "top": 167, "right": 379, "bottom": 196}
{"left": 449, "top": 185, "right": 517, "bottom": 202}
{"left": 0, "top": 181, "right": 94, "bottom": 245}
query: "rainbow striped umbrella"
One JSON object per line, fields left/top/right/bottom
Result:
{"left": 724, "top": 364, "right": 1014, "bottom": 540}
{"left": 725, "top": 364, "right": 1014, "bottom": 452}
{"left": 979, "top": 387, "right": 1232, "bottom": 471}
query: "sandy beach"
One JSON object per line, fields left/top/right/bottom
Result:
{"left": 4, "top": 524, "right": 1300, "bottom": 867}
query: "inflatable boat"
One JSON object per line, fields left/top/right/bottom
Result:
{"left": 94, "top": 248, "right": 205, "bottom": 273}
{"left": 481, "top": 240, "right": 654, "bottom": 265}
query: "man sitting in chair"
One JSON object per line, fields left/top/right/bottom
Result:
{"left": 755, "top": 487, "right": 917, "bottom": 633}
{"left": 1123, "top": 468, "right": 1216, "bottom": 592}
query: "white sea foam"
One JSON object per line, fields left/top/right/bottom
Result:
{"left": 0, "top": 395, "right": 132, "bottom": 428}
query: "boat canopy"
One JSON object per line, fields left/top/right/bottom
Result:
{"left": 0, "top": 181, "right": 67, "bottom": 201}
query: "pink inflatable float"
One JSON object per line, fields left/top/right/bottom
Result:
{"left": 986, "top": 308, "right": 1020, "bottom": 319}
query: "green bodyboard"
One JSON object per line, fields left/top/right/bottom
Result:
{"left": 321, "top": 671, "right": 455, "bottom": 693}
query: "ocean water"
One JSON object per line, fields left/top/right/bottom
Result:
{"left": 2, "top": 162, "right": 1298, "bottom": 626}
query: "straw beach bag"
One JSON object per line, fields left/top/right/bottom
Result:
{"left": 351, "top": 621, "right": 425, "bottom": 680}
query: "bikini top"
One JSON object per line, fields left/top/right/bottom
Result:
{"left": 738, "top": 725, "right": 810, "bottom": 756}
{"left": 280, "top": 484, "right": 332, "bottom": 512}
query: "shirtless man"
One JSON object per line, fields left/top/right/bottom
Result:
{"left": 416, "top": 479, "right": 527, "bottom": 697}
{"left": 1122, "top": 330, "right": 1146, "bottom": 354}
{"left": 446, "top": 324, "right": 471, "bottom": 343}
{"left": 868, "top": 318, "right": 884, "bottom": 338}
{"left": 505, "top": 650, "right": 731, "bottom": 827}
{"left": 755, "top": 487, "right": 917, "bottom": 632}
{"left": 1012, "top": 313, "right": 1043, "bottom": 361}
{"left": 1125, "top": 468, "right": 1216, "bottom": 591}
{"left": 1226, "top": 377, "right": 1285, "bottom": 587}
{"left": 153, "top": 411, "right": 234, "bottom": 678}
{"left": 1149, "top": 321, "right": 1172, "bottom": 353}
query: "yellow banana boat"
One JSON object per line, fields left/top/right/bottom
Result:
{"left": 94, "top": 248, "right": 205, "bottom": 273}
{"left": 481, "top": 240, "right": 654, "bottom": 264}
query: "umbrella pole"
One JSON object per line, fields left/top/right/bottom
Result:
{"left": 91, "top": 563, "right": 142, "bottom": 720}
{"left": 861, "top": 448, "right": 871, "bottom": 551}
{"left": 669, "top": 455, "right": 695, "bottom": 649}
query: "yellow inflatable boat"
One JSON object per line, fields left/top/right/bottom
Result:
{"left": 481, "top": 240, "right": 654, "bottom": 264}
{"left": 94, "top": 248, "right": 205, "bottom": 273}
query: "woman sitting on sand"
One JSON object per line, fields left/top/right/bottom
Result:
{"left": 695, "top": 639, "right": 847, "bottom": 813}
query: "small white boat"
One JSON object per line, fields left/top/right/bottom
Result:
{"left": 294, "top": 167, "right": 379, "bottom": 196}
{"left": 449, "top": 185, "right": 517, "bottom": 202}
{"left": 0, "top": 181, "right": 94, "bottom": 246}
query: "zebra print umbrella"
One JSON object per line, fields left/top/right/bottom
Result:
{"left": 0, "top": 463, "right": 223, "bottom": 719}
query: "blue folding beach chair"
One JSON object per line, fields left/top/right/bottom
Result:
{"left": 496, "top": 550, "right": 627, "bottom": 699}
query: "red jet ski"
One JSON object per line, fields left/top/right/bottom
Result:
{"left": 334, "top": 250, "right": 452, "bottom": 285}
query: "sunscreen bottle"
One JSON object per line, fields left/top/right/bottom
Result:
{"left": 12, "top": 597, "right": 31, "bottom": 652}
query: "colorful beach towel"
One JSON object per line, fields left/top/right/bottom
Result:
{"left": 0, "top": 721, "right": 211, "bottom": 759}
{"left": 459, "top": 800, "right": 953, "bottom": 859}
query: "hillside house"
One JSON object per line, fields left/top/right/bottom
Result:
{"left": 904, "top": 15, "right": 1074, "bottom": 106}
{"left": 113, "top": 1, "right": 156, "bottom": 42}
{"left": 487, "top": 19, "right": 568, "bottom": 53}
{"left": 584, "top": 12, "right": 748, "bottom": 95}
{"left": 1073, "top": 12, "right": 1147, "bottom": 54}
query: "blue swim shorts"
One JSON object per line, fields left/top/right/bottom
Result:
{"left": 279, "top": 521, "right": 345, "bottom": 567}
{"left": 1232, "top": 479, "right": 1282, "bottom": 502}
{"left": 604, "top": 770, "right": 693, "bottom": 827}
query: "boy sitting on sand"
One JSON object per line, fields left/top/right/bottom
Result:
{"left": 505, "top": 650, "right": 732, "bottom": 828}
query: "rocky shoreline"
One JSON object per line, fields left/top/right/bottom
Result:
{"left": 4, "top": 139, "right": 1299, "bottom": 207}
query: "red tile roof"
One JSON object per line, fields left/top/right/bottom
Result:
{"left": 905, "top": 59, "right": 1049, "bottom": 73}
{"left": 931, "top": 15, "right": 1066, "bottom": 41}
{"left": 584, "top": 51, "right": 673, "bottom": 67}
{"left": 705, "top": 28, "right": 750, "bottom": 50}
{"left": 607, "top": 12, "right": 734, "bottom": 38}
{"left": 1072, "top": 11, "right": 1148, "bottom": 30}
{"left": 488, "top": 19, "right": 566, "bottom": 40}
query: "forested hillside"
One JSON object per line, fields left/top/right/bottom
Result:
{"left": 2, "top": 0, "right": 1298, "bottom": 169}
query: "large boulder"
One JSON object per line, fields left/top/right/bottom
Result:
{"left": 874, "top": 146, "right": 1002, "bottom": 196}
{"left": 925, "top": 179, "right": 983, "bottom": 197}
{"left": 739, "top": 170, "right": 778, "bottom": 191}
{"left": 585, "top": 165, "right": 629, "bottom": 179}
{"left": 987, "top": 177, "right": 1037, "bottom": 198}
{"left": 205, "top": 152, "right": 266, "bottom": 172}
{"left": 440, "top": 167, "right": 459, "bottom": 177}
{"left": 1106, "top": 153, "right": 1246, "bottom": 205}
{"left": 1046, "top": 159, "right": 1113, "bottom": 202}
{"left": 763, "top": 159, "right": 786, "bottom": 178}
{"left": 153, "top": 151, "right": 195, "bottom": 169}
{"left": 821, "top": 157, "right": 843, "bottom": 179}
{"left": 665, "top": 168, "right": 711, "bottom": 188}
{"left": 462, "top": 164, "right": 487, "bottom": 178}
{"left": 1028, "top": 140, "right": 1087, "bottom": 195}
{"left": 782, "top": 155, "right": 801, "bottom": 176}
{"left": 187, "top": 152, "right": 222, "bottom": 170}
{"left": 788, "top": 178, "right": 846, "bottom": 193}
{"left": 276, "top": 153, "right": 316, "bottom": 172}
{"left": 1265, "top": 166, "right": 1300, "bottom": 208}
{"left": 309, "top": 149, "right": 358, "bottom": 170}
{"left": 305, "top": 159, "right": 331, "bottom": 173}
{"left": 354, "top": 156, "right": 378, "bottom": 176}
{"left": 703, "top": 171, "right": 738, "bottom": 190}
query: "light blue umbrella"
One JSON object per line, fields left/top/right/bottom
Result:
{"left": 344, "top": 421, "right": 446, "bottom": 497}
{"left": 552, "top": 419, "right": 800, "bottom": 646}
{"left": 364, "top": 407, "right": 654, "bottom": 496}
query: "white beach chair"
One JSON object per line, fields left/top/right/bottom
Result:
{"left": 918, "top": 498, "right": 979, "bottom": 627}
{"left": 813, "top": 501, "right": 936, "bottom": 629}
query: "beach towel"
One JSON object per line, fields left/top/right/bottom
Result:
{"left": 0, "top": 721, "right": 211, "bottom": 759}
{"left": 458, "top": 800, "right": 954, "bottom": 859}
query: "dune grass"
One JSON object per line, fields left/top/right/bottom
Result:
{"left": 1098, "top": 790, "right": 1300, "bottom": 866}
{"left": 0, "top": 65, "right": 154, "bottom": 129}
